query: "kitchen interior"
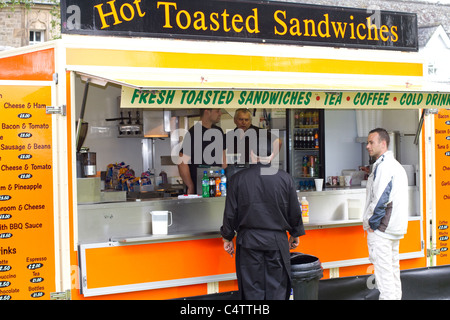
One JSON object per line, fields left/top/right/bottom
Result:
{"left": 74, "top": 75, "right": 421, "bottom": 244}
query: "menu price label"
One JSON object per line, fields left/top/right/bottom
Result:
{"left": 0, "top": 85, "right": 55, "bottom": 300}
{"left": 434, "top": 110, "right": 450, "bottom": 265}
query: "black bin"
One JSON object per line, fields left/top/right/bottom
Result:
{"left": 290, "top": 253, "right": 323, "bottom": 300}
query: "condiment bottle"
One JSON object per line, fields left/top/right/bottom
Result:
{"left": 300, "top": 196, "right": 309, "bottom": 223}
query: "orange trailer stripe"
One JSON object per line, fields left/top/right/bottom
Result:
{"left": 0, "top": 48, "right": 54, "bottom": 81}
{"left": 296, "top": 220, "right": 422, "bottom": 263}
{"left": 84, "top": 238, "right": 235, "bottom": 289}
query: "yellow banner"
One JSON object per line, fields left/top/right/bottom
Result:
{"left": 121, "top": 87, "right": 450, "bottom": 109}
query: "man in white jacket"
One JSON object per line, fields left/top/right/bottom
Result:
{"left": 363, "top": 128, "right": 409, "bottom": 300}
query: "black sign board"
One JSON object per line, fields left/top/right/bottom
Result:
{"left": 61, "top": 0, "right": 418, "bottom": 51}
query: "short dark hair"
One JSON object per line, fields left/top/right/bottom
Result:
{"left": 369, "top": 128, "right": 390, "bottom": 148}
{"left": 199, "top": 108, "right": 212, "bottom": 118}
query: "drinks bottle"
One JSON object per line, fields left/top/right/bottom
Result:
{"left": 215, "top": 171, "right": 221, "bottom": 197}
{"left": 201, "top": 171, "right": 209, "bottom": 198}
{"left": 220, "top": 169, "right": 227, "bottom": 197}
{"left": 300, "top": 196, "right": 309, "bottom": 223}
{"left": 314, "top": 129, "right": 319, "bottom": 149}
{"left": 209, "top": 170, "right": 215, "bottom": 197}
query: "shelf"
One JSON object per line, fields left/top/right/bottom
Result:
{"left": 110, "top": 231, "right": 221, "bottom": 244}
{"left": 294, "top": 148, "right": 319, "bottom": 151}
{"left": 296, "top": 176, "right": 320, "bottom": 179}
{"left": 294, "top": 125, "right": 319, "bottom": 129}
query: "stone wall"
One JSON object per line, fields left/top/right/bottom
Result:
{"left": 0, "top": 7, "right": 26, "bottom": 49}
{"left": 0, "top": 4, "right": 59, "bottom": 50}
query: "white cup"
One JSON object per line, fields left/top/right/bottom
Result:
{"left": 344, "top": 175, "right": 352, "bottom": 187}
{"left": 150, "top": 211, "right": 173, "bottom": 235}
{"left": 314, "top": 179, "right": 324, "bottom": 191}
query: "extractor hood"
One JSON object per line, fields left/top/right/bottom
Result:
{"left": 114, "top": 110, "right": 171, "bottom": 138}
{"left": 142, "top": 110, "right": 170, "bottom": 138}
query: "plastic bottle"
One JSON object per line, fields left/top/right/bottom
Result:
{"left": 300, "top": 196, "right": 309, "bottom": 223}
{"left": 215, "top": 171, "right": 221, "bottom": 197}
{"left": 314, "top": 129, "right": 319, "bottom": 149}
{"left": 305, "top": 111, "right": 311, "bottom": 125}
{"left": 300, "top": 130, "right": 305, "bottom": 149}
{"left": 302, "top": 155, "right": 308, "bottom": 176}
{"left": 220, "top": 169, "right": 227, "bottom": 197}
{"left": 309, "top": 156, "right": 315, "bottom": 177}
{"left": 201, "top": 171, "right": 209, "bottom": 198}
{"left": 312, "top": 110, "right": 319, "bottom": 125}
{"left": 299, "top": 110, "right": 305, "bottom": 126}
{"left": 315, "top": 155, "right": 320, "bottom": 177}
{"left": 209, "top": 170, "right": 215, "bottom": 197}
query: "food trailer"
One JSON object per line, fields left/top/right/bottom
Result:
{"left": 0, "top": 0, "right": 449, "bottom": 300}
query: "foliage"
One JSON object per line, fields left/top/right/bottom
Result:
{"left": 0, "top": 1, "right": 60, "bottom": 11}
{"left": 0, "top": 1, "right": 34, "bottom": 10}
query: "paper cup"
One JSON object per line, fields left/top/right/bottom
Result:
{"left": 314, "top": 179, "right": 324, "bottom": 191}
{"left": 344, "top": 175, "right": 352, "bottom": 186}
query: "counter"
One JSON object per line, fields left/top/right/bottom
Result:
{"left": 77, "top": 186, "right": 420, "bottom": 244}
{"left": 76, "top": 185, "right": 422, "bottom": 297}
{"left": 77, "top": 196, "right": 225, "bottom": 244}
{"left": 298, "top": 186, "right": 420, "bottom": 228}
{"left": 77, "top": 196, "right": 230, "bottom": 297}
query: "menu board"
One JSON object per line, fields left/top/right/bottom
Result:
{"left": 0, "top": 85, "right": 55, "bottom": 300}
{"left": 434, "top": 109, "right": 450, "bottom": 266}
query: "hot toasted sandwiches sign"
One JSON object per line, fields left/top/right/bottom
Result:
{"left": 61, "top": 0, "right": 418, "bottom": 51}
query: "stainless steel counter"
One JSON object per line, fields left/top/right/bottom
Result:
{"left": 298, "top": 186, "right": 420, "bottom": 228}
{"left": 77, "top": 196, "right": 225, "bottom": 244}
{"left": 77, "top": 186, "right": 420, "bottom": 244}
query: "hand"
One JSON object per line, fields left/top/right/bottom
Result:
{"left": 289, "top": 236, "right": 299, "bottom": 250}
{"left": 186, "top": 185, "right": 194, "bottom": 194}
{"left": 223, "top": 239, "right": 234, "bottom": 257}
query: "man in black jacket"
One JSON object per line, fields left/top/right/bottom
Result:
{"left": 220, "top": 137, "right": 305, "bottom": 300}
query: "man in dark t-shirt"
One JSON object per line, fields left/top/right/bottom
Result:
{"left": 178, "top": 109, "right": 226, "bottom": 194}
